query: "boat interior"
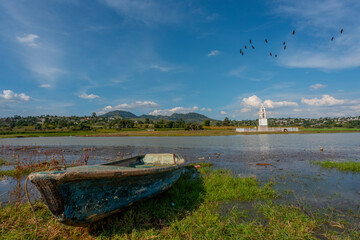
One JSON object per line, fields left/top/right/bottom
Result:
{"left": 103, "top": 153, "right": 183, "bottom": 168}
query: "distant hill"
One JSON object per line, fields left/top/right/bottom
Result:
{"left": 100, "top": 110, "right": 138, "bottom": 118}
{"left": 168, "top": 113, "right": 213, "bottom": 122}
{"left": 102, "top": 111, "right": 216, "bottom": 122}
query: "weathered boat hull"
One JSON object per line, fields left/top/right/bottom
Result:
{"left": 29, "top": 154, "right": 185, "bottom": 226}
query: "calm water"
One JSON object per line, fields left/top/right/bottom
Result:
{"left": 1, "top": 133, "right": 360, "bottom": 210}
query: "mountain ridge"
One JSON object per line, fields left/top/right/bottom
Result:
{"left": 100, "top": 110, "right": 216, "bottom": 123}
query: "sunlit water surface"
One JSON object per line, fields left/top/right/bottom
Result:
{"left": 1, "top": 133, "right": 359, "bottom": 211}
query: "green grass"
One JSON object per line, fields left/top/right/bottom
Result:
{"left": 302, "top": 128, "right": 360, "bottom": 133}
{"left": 1, "top": 164, "right": 359, "bottom": 239}
{"left": 0, "top": 168, "right": 32, "bottom": 177}
{"left": 314, "top": 161, "right": 360, "bottom": 173}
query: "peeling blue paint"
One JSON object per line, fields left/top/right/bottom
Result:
{"left": 59, "top": 169, "right": 182, "bottom": 225}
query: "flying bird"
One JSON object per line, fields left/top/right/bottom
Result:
{"left": 249, "top": 40, "right": 252, "bottom": 44}
{"left": 283, "top": 41, "right": 286, "bottom": 45}
{"left": 245, "top": 45, "right": 247, "bottom": 49}
{"left": 241, "top": 52, "right": 244, "bottom": 56}
{"left": 292, "top": 30, "right": 295, "bottom": 35}
{"left": 284, "top": 45, "right": 286, "bottom": 50}
{"left": 340, "top": 28, "right": 343, "bottom": 34}
{"left": 275, "top": 54, "right": 277, "bottom": 58}
{"left": 331, "top": 36, "right": 334, "bottom": 41}
{"left": 240, "top": 49, "right": 242, "bottom": 54}
{"left": 270, "top": 52, "right": 272, "bottom": 56}
{"left": 265, "top": 39, "right": 268, "bottom": 43}
{"left": 251, "top": 45, "right": 255, "bottom": 49}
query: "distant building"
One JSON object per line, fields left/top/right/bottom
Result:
{"left": 236, "top": 104, "right": 299, "bottom": 133}
{"left": 258, "top": 104, "right": 268, "bottom": 128}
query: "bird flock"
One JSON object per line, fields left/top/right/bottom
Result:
{"left": 239, "top": 28, "right": 344, "bottom": 58}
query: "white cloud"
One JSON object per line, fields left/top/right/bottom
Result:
{"left": 103, "top": 101, "right": 160, "bottom": 113}
{"left": 39, "top": 84, "right": 51, "bottom": 88}
{"left": 220, "top": 111, "right": 227, "bottom": 115}
{"left": 149, "top": 106, "right": 198, "bottom": 116}
{"left": 240, "top": 95, "right": 298, "bottom": 112}
{"left": 16, "top": 34, "right": 39, "bottom": 47}
{"left": 310, "top": 83, "right": 327, "bottom": 90}
{"left": 79, "top": 93, "right": 100, "bottom": 100}
{"left": 263, "top": 99, "right": 298, "bottom": 108}
{"left": 149, "top": 64, "right": 172, "bottom": 72}
{"left": 31, "top": 66, "right": 65, "bottom": 81}
{"left": 0, "top": 90, "right": 30, "bottom": 102}
{"left": 241, "top": 95, "right": 262, "bottom": 108}
{"left": 104, "top": 106, "right": 113, "bottom": 111}
{"left": 293, "top": 108, "right": 302, "bottom": 112}
{"left": 301, "top": 94, "right": 345, "bottom": 106}
{"left": 207, "top": 50, "right": 220, "bottom": 57}
{"left": 201, "top": 107, "right": 212, "bottom": 112}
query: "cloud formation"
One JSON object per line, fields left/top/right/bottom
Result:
{"left": 242, "top": 95, "right": 262, "bottom": 108}
{"left": 16, "top": 34, "right": 39, "bottom": 47}
{"left": 103, "top": 101, "right": 160, "bottom": 113}
{"left": 220, "top": 111, "right": 227, "bottom": 115}
{"left": 240, "top": 95, "right": 298, "bottom": 112}
{"left": 301, "top": 94, "right": 345, "bottom": 106}
{"left": 310, "top": 83, "right": 327, "bottom": 90}
{"left": 0, "top": 90, "right": 30, "bottom": 102}
{"left": 149, "top": 106, "right": 198, "bottom": 116}
{"left": 148, "top": 64, "right": 173, "bottom": 72}
{"left": 201, "top": 107, "right": 212, "bottom": 112}
{"left": 263, "top": 99, "right": 298, "bottom": 108}
{"left": 207, "top": 50, "right": 220, "bottom": 57}
{"left": 31, "top": 66, "right": 65, "bottom": 81}
{"left": 79, "top": 93, "right": 100, "bottom": 100}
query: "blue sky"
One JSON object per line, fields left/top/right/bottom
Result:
{"left": 1, "top": 0, "right": 360, "bottom": 120}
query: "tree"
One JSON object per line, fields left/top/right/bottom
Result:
{"left": 92, "top": 112, "right": 97, "bottom": 118}
{"left": 222, "top": 117, "right": 230, "bottom": 126}
{"left": 204, "top": 120, "right": 210, "bottom": 126}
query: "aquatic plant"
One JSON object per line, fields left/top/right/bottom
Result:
{"left": 314, "top": 161, "right": 360, "bottom": 173}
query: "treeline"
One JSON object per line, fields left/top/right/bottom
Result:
{"left": 1, "top": 115, "right": 360, "bottom": 132}
{"left": 0, "top": 116, "right": 204, "bottom": 131}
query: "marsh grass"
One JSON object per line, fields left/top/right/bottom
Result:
{"left": 1, "top": 164, "right": 358, "bottom": 239}
{"left": 0, "top": 146, "right": 92, "bottom": 177}
{"left": 314, "top": 161, "right": 360, "bottom": 173}
{"left": 0, "top": 158, "right": 13, "bottom": 166}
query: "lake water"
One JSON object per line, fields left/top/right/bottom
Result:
{"left": 1, "top": 133, "right": 360, "bottom": 211}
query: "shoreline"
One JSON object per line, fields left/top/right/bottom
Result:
{"left": 0, "top": 128, "right": 360, "bottom": 138}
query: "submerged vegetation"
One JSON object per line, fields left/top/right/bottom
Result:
{"left": 0, "top": 145, "right": 92, "bottom": 177}
{"left": 314, "top": 161, "right": 360, "bottom": 173}
{"left": 1, "top": 164, "right": 359, "bottom": 239}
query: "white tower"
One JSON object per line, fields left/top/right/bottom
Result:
{"left": 258, "top": 104, "right": 268, "bottom": 128}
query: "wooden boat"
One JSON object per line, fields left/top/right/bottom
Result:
{"left": 29, "top": 153, "right": 185, "bottom": 226}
